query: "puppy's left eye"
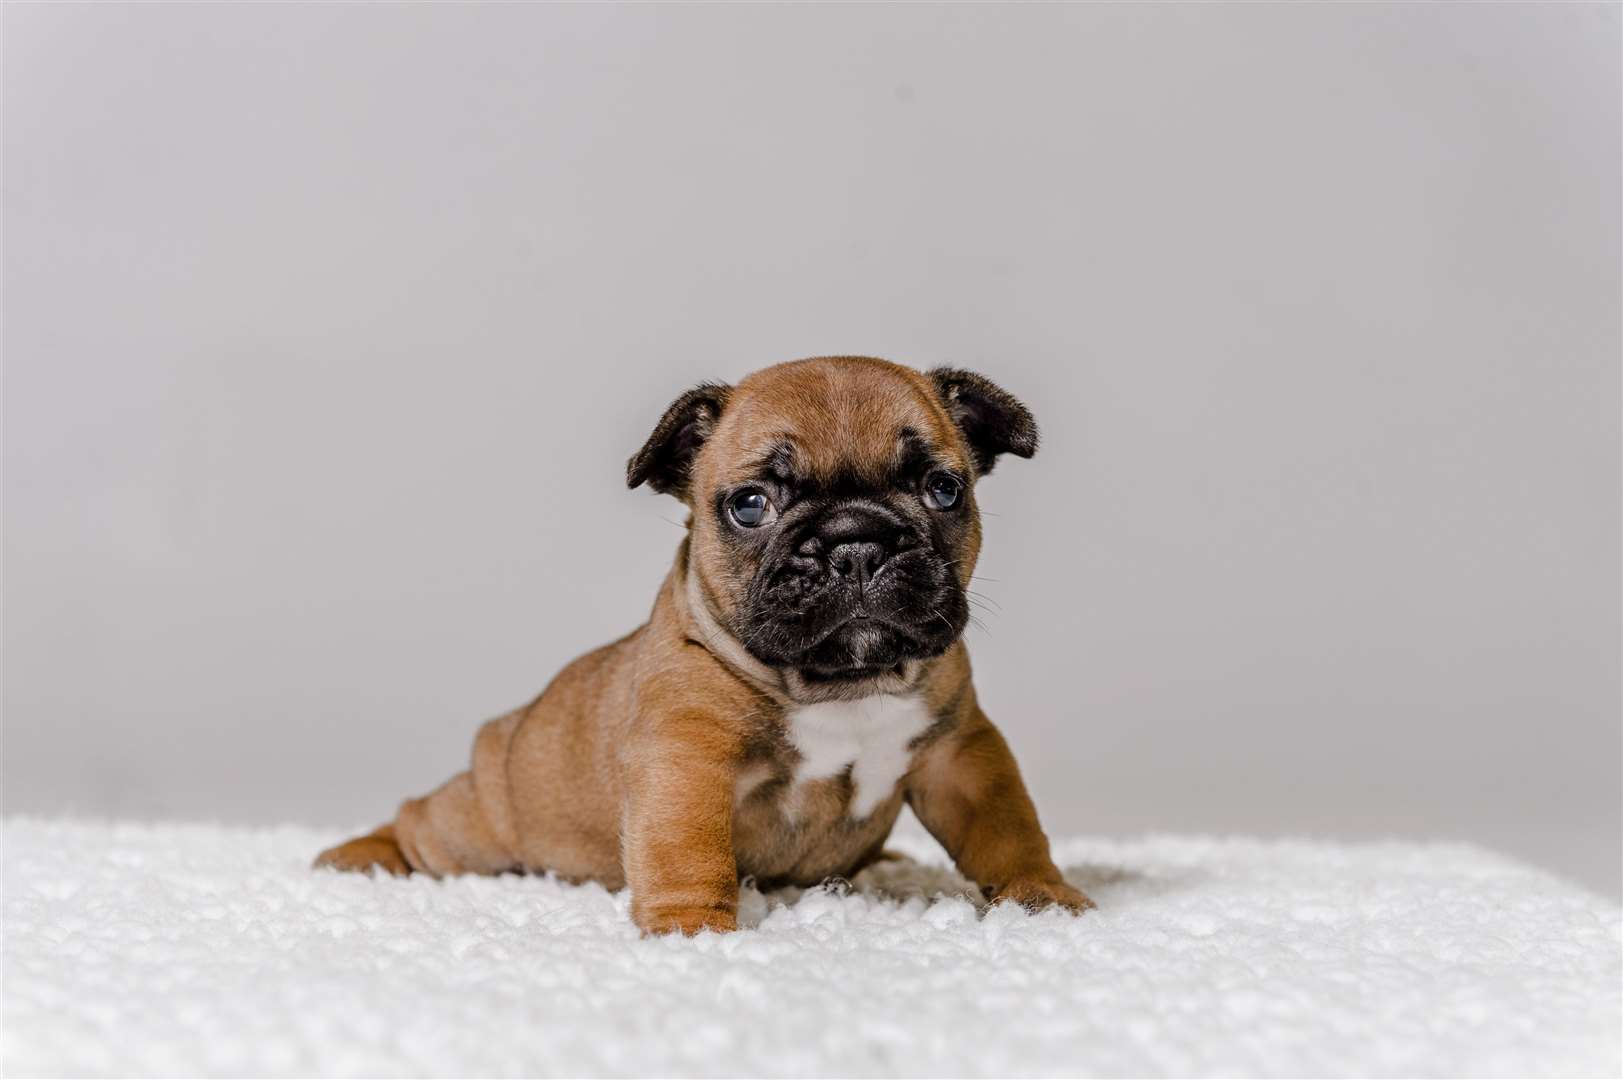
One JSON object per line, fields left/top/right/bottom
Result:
{"left": 922, "top": 472, "right": 964, "bottom": 511}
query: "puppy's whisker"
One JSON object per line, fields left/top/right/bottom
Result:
{"left": 926, "top": 606, "right": 958, "bottom": 636}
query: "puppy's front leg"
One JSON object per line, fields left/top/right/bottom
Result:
{"left": 908, "top": 711, "right": 1094, "bottom": 914}
{"left": 621, "top": 711, "right": 741, "bottom": 936}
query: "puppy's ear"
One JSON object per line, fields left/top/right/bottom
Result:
{"left": 928, "top": 368, "right": 1039, "bottom": 475}
{"left": 626, "top": 382, "right": 731, "bottom": 499}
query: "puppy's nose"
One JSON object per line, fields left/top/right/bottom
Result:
{"left": 828, "top": 540, "right": 888, "bottom": 586}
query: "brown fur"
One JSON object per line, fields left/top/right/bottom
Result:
{"left": 315, "top": 357, "right": 1092, "bottom": 932}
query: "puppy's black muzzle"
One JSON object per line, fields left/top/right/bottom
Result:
{"left": 737, "top": 498, "right": 967, "bottom": 677}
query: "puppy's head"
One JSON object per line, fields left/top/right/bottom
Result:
{"left": 628, "top": 357, "right": 1036, "bottom": 698}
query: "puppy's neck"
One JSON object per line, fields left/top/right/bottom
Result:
{"left": 674, "top": 544, "right": 925, "bottom": 707}
{"left": 677, "top": 552, "right": 789, "bottom": 702}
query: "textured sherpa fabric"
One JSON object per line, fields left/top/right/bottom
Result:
{"left": 2, "top": 818, "right": 1619, "bottom": 1078}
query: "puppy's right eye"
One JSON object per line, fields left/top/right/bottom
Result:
{"left": 727, "top": 489, "right": 775, "bottom": 528}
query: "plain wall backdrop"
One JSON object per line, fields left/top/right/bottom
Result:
{"left": 4, "top": 3, "right": 1619, "bottom": 896}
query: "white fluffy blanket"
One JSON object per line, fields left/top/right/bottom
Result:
{"left": 3, "top": 818, "right": 1618, "bottom": 1078}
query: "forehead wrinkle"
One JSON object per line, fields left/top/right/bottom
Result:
{"left": 737, "top": 438, "right": 798, "bottom": 483}
{"left": 709, "top": 431, "right": 791, "bottom": 483}
{"left": 894, "top": 429, "right": 943, "bottom": 475}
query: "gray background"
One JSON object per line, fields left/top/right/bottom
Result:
{"left": 5, "top": 3, "right": 1619, "bottom": 897}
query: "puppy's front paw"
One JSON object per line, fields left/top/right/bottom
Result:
{"left": 634, "top": 904, "right": 738, "bottom": 936}
{"left": 991, "top": 877, "right": 1096, "bottom": 915}
{"left": 313, "top": 833, "right": 411, "bottom": 877}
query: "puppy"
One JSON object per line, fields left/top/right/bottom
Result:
{"left": 316, "top": 356, "right": 1092, "bottom": 934}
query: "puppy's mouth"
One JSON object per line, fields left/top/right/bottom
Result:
{"left": 794, "top": 616, "right": 920, "bottom": 682}
{"left": 798, "top": 664, "right": 907, "bottom": 685}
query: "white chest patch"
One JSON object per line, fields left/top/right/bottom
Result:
{"left": 784, "top": 695, "right": 934, "bottom": 819}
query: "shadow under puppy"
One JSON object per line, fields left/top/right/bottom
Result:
{"left": 317, "top": 356, "right": 1093, "bottom": 934}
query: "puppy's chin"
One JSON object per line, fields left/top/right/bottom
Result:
{"left": 801, "top": 619, "right": 913, "bottom": 672}
{"left": 780, "top": 619, "right": 936, "bottom": 702}
{"left": 782, "top": 659, "right": 923, "bottom": 703}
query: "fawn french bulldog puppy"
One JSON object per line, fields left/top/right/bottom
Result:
{"left": 316, "top": 356, "right": 1092, "bottom": 934}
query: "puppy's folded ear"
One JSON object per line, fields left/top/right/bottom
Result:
{"left": 626, "top": 382, "right": 731, "bottom": 499}
{"left": 928, "top": 368, "right": 1039, "bottom": 475}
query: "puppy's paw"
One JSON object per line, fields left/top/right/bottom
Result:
{"left": 634, "top": 904, "right": 738, "bottom": 936}
{"left": 991, "top": 877, "right": 1096, "bottom": 915}
{"left": 313, "top": 833, "right": 412, "bottom": 877}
